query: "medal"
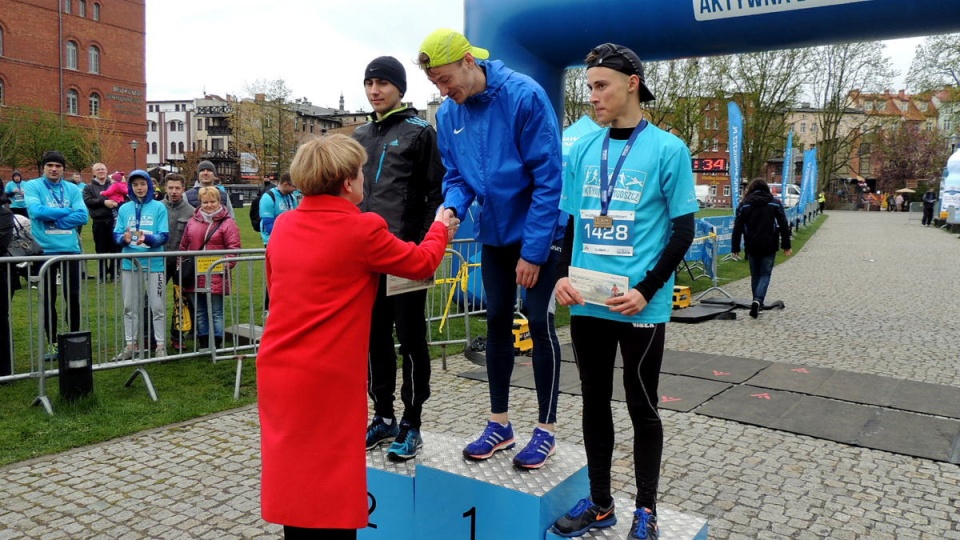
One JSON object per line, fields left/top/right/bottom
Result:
{"left": 593, "top": 215, "right": 614, "bottom": 229}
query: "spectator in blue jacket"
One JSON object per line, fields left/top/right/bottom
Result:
{"left": 258, "top": 172, "right": 300, "bottom": 245}
{"left": 24, "top": 151, "right": 89, "bottom": 347}
{"left": 417, "top": 28, "right": 565, "bottom": 469}
{"left": 112, "top": 170, "right": 170, "bottom": 360}
{"left": 258, "top": 172, "right": 299, "bottom": 313}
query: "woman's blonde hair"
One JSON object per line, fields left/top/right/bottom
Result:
{"left": 289, "top": 134, "right": 367, "bottom": 196}
{"left": 198, "top": 186, "right": 221, "bottom": 202}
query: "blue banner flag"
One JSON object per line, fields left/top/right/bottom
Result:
{"left": 727, "top": 102, "right": 743, "bottom": 209}
{"left": 781, "top": 130, "right": 793, "bottom": 205}
{"left": 800, "top": 148, "right": 817, "bottom": 208}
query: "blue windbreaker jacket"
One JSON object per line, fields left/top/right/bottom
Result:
{"left": 437, "top": 60, "right": 563, "bottom": 265}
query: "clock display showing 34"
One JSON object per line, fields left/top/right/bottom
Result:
{"left": 691, "top": 158, "right": 728, "bottom": 172}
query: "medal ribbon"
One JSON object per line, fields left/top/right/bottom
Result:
{"left": 599, "top": 120, "right": 647, "bottom": 217}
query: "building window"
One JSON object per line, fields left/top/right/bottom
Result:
{"left": 64, "top": 0, "right": 71, "bottom": 14}
{"left": 197, "top": 119, "right": 203, "bottom": 131}
{"left": 89, "top": 92, "right": 100, "bottom": 116}
{"left": 79, "top": 0, "right": 86, "bottom": 17}
{"left": 711, "top": 139, "right": 719, "bottom": 152}
{"left": 66, "top": 89, "right": 79, "bottom": 115}
{"left": 859, "top": 158, "right": 871, "bottom": 175}
{"left": 93, "top": 3, "right": 100, "bottom": 21}
{"left": 723, "top": 185, "right": 731, "bottom": 197}
{"left": 0, "top": 27, "right": 4, "bottom": 57}
{"left": 800, "top": 123, "right": 806, "bottom": 133}
{"left": 150, "top": 121, "right": 157, "bottom": 132}
{"left": 178, "top": 121, "right": 184, "bottom": 131}
{"left": 709, "top": 185, "right": 717, "bottom": 196}
{"left": 211, "top": 138, "right": 223, "bottom": 152}
{"left": 169, "top": 120, "right": 177, "bottom": 131}
{"left": 88, "top": 46, "right": 100, "bottom": 74}
{"left": 0, "top": 80, "right": 4, "bottom": 105}
{"left": 178, "top": 142, "right": 184, "bottom": 153}
{"left": 151, "top": 142, "right": 157, "bottom": 154}
{"left": 170, "top": 142, "right": 176, "bottom": 154}
{"left": 944, "top": 119, "right": 952, "bottom": 132}
{"left": 66, "top": 41, "right": 78, "bottom": 70}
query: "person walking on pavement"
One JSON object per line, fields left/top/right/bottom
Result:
{"left": 354, "top": 56, "right": 445, "bottom": 461}
{"left": 550, "top": 43, "right": 698, "bottom": 540}
{"left": 732, "top": 178, "right": 793, "bottom": 319}
{"left": 921, "top": 189, "right": 937, "bottom": 227}
{"left": 417, "top": 28, "right": 566, "bottom": 469}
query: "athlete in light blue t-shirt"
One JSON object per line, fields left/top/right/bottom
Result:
{"left": 112, "top": 170, "right": 169, "bottom": 360}
{"left": 552, "top": 44, "right": 698, "bottom": 540}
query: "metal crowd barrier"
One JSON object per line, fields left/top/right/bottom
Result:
{"left": 1, "top": 241, "right": 488, "bottom": 414}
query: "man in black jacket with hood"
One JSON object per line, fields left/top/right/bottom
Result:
{"left": 353, "top": 56, "right": 445, "bottom": 462}
{"left": 732, "top": 179, "right": 792, "bottom": 318}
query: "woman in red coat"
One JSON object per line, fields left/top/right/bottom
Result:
{"left": 178, "top": 186, "right": 242, "bottom": 349}
{"left": 257, "top": 135, "right": 454, "bottom": 539}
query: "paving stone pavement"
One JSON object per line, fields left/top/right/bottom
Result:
{"left": 1, "top": 211, "right": 958, "bottom": 539}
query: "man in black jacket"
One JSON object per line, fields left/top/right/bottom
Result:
{"left": 732, "top": 179, "right": 793, "bottom": 318}
{"left": 921, "top": 189, "right": 937, "bottom": 226}
{"left": 353, "top": 56, "right": 445, "bottom": 461}
{"left": 82, "top": 162, "right": 120, "bottom": 281}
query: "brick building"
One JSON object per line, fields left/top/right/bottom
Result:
{"left": 0, "top": 0, "right": 146, "bottom": 177}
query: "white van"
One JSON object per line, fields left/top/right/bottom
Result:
{"left": 695, "top": 185, "right": 710, "bottom": 208}
{"left": 770, "top": 184, "right": 801, "bottom": 208}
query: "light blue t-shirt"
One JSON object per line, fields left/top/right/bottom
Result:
{"left": 259, "top": 188, "right": 301, "bottom": 244}
{"left": 560, "top": 124, "right": 699, "bottom": 324}
{"left": 5, "top": 180, "right": 28, "bottom": 208}
{"left": 114, "top": 199, "right": 169, "bottom": 272}
{"left": 23, "top": 177, "right": 89, "bottom": 254}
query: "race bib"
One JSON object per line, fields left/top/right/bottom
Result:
{"left": 579, "top": 209, "right": 635, "bottom": 256}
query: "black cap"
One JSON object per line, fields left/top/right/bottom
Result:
{"left": 42, "top": 150, "right": 66, "bottom": 167}
{"left": 586, "top": 43, "right": 656, "bottom": 102}
{"left": 364, "top": 56, "right": 407, "bottom": 96}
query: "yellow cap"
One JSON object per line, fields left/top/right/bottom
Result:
{"left": 418, "top": 28, "right": 490, "bottom": 69}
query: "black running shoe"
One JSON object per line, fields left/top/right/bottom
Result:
{"left": 627, "top": 507, "right": 659, "bottom": 539}
{"left": 551, "top": 497, "right": 616, "bottom": 537}
{"left": 749, "top": 300, "right": 760, "bottom": 319}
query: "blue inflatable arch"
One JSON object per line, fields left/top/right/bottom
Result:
{"left": 464, "top": 0, "right": 960, "bottom": 118}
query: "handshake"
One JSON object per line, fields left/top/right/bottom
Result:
{"left": 435, "top": 207, "right": 461, "bottom": 243}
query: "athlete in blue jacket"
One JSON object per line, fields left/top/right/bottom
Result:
{"left": 24, "top": 151, "right": 89, "bottom": 345}
{"left": 113, "top": 170, "right": 170, "bottom": 359}
{"left": 418, "top": 29, "right": 564, "bottom": 469}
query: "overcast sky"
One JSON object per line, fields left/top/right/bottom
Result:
{"left": 145, "top": 1, "right": 922, "bottom": 112}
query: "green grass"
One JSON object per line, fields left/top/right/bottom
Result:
{"left": 0, "top": 209, "right": 824, "bottom": 467}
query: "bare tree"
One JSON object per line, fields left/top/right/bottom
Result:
{"left": 808, "top": 41, "right": 895, "bottom": 191}
{"left": 563, "top": 67, "right": 592, "bottom": 127}
{"left": 907, "top": 33, "right": 960, "bottom": 91}
{"left": 644, "top": 56, "right": 730, "bottom": 155}
{"left": 725, "top": 49, "right": 811, "bottom": 182}
{"left": 230, "top": 79, "right": 298, "bottom": 176}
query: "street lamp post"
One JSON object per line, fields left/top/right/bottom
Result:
{"left": 130, "top": 139, "right": 139, "bottom": 170}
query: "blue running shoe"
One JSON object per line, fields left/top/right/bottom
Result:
{"left": 512, "top": 427, "right": 556, "bottom": 469}
{"left": 462, "top": 421, "right": 515, "bottom": 461}
{"left": 365, "top": 415, "right": 399, "bottom": 450}
{"left": 628, "top": 507, "right": 659, "bottom": 539}
{"left": 551, "top": 497, "right": 616, "bottom": 537}
{"left": 386, "top": 422, "right": 423, "bottom": 461}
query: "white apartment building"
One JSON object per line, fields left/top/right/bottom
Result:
{"left": 146, "top": 100, "right": 194, "bottom": 169}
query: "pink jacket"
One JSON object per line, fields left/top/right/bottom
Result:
{"left": 178, "top": 206, "right": 242, "bottom": 294}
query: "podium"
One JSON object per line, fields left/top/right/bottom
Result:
{"left": 363, "top": 431, "right": 709, "bottom": 540}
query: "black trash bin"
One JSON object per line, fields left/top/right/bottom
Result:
{"left": 57, "top": 331, "right": 93, "bottom": 401}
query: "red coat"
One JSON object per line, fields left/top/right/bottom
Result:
{"left": 257, "top": 195, "right": 447, "bottom": 529}
{"left": 178, "top": 206, "right": 242, "bottom": 294}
